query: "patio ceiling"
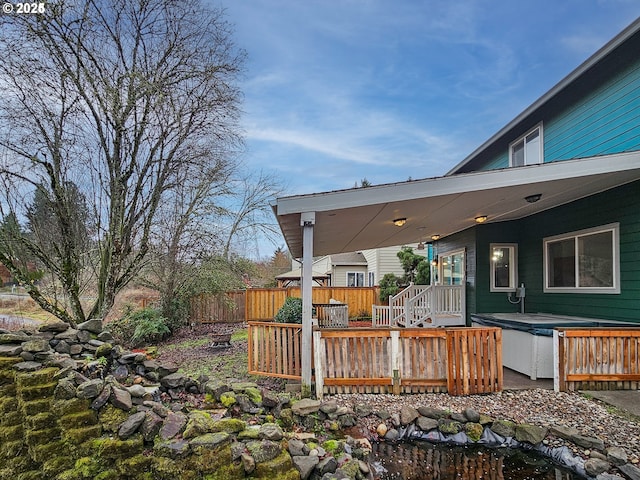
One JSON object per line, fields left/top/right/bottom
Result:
{"left": 273, "top": 152, "right": 640, "bottom": 258}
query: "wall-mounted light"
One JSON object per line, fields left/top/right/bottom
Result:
{"left": 431, "top": 234, "right": 440, "bottom": 241}
{"left": 393, "top": 217, "right": 407, "bottom": 227}
{"left": 431, "top": 256, "right": 438, "bottom": 266}
{"left": 417, "top": 242, "right": 425, "bottom": 250}
{"left": 525, "top": 193, "right": 542, "bottom": 203}
{"left": 475, "top": 215, "right": 488, "bottom": 224}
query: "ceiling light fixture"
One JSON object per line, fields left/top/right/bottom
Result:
{"left": 393, "top": 218, "right": 407, "bottom": 227}
{"left": 475, "top": 215, "right": 488, "bottom": 224}
{"left": 431, "top": 234, "right": 440, "bottom": 241}
{"left": 525, "top": 193, "right": 542, "bottom": 203}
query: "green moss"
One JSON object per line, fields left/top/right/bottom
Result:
{"left": 59, "top": 411, "right": 99, "bottom": 430}
{"left": 25, "top": 427, "right": 60, "bottom": 447}
{"left": 0, "top": 382, "right": 16, "bottom": 396}
{"left": 20, "top": 398, "right": 51, "bottom": 416}
{"left": 183, "top": 410, "right": 216, "bottom": 439}
{"left": 52, "top": 398, "right": 91, "bottom": 417}
{"left": 0, "top": 410, "right": 22, "bottom": 427}
{"left": 338, "top": 459, "right": 361, "bottom": 478}
{"left": 0, "top": 439, "right": 24, "bottom": 457}
{"left": 16, "top": 471, "right": 46, "bottom": 480}
{"left": 16, "top": 367, "right": 59, "bottom": 387}
{"left": 62, "top": 424, "right": 103, "bottom": 445}
{"left": 25, "top": 412, "right": 56, "bottom": 430}
{"left": 252, "top": 449, "right": 296, "bottom": 479}
{"left": 0, "top": 356, "right": 22, "bottom": 368}
{"left": 237, "top": 426, "right": 260, "bottom": 440}
{"left": 91, "top": 436, "right": 144, "bottom": 460}
{"left": 41, "top": 456, "right": 75, "bottom": 477}
{"left": 0, "top": 424, "right": 23, "bottom": 442}
{"left": 211, "top": 418, "right": 246, "bottom": 434}
{"left": 98, "top": 405, "right": 130, "bottom": 432}
{"left": 94, "top": 471, "right": 120, "bottom": 480}
{"left": 244, "top": 387, "right": 262, "bottom": 405}
{"left": 322, "top": 439, "right": 343, "bottom": 456}
{"left": 220, "top": 391, "right": 236, "bottom": 407}
{"left": 116, "top": 454, "right": 154, "bottom": 474}
{"left": 29, "top": 440, "right": 67, "bottom": 463}
{"left": 465, "top": 422, "right": 484, "bottom": 442}
{"left": 19, "top": 382, "right": 57, "bottom": 401}
{"left": 0, "top": 396, "right": 18, "bottom": 414}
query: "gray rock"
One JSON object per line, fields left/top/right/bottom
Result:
{"left": 241, "top": 452, "right": 256, "bottom": 474}
{"left": 385, "top": 428, "right": 400, "bottom": 441}
{"left": 416, "top": 416, "right": 439, "bottom": 431}
{"left": 77, "top": 319, "right": 103, "bottom": 334}
{"left": 0, "top": 332, "right": 29, "bottom": 344}
{"left": 550, "top": 425, "right": 579, "bottom": 439}
{"left": 154, "top": 439, "right": 190, "bottom": 459}
{"left": 69, "top": 344, "right": 83, "bottom": 355}
{"left": 288, "top": 438, "right": 309, "bottom": 456}
{"left": 189, "top": 432, "right": 231, "bottom": 450}
{"left": 97, "top": 331, "right": 114, "bottom": 342}
{"left": 417, "top": 406, "right": 449, "bottom": 419}
{"left": 0, "top": 344, "right": 22, "bottom": 356}
{"left": 158, "top": 363, "right": 179, "bottom": 377}
{"left": 320, "top": 400, "right": 339, "bottom": 414}
{"left": 54, "top": 340, "right": 71, "bottom": 354}
{"left": 292, "top": 398, "right": 322, "bottom": 415}
{"left": 438, "top": 418, "right": 463, "bottom": 435}
{"left": 54, "top": 378, "right": 77, "bottom": 400}
{"left": 515, "top": 424, "right": 548, "bottom": 445}
{"left": 606, "top": 446, "right": 628, "bottom": 466}
{"left": 490, "top": 419, "right": 516, "bottom": 438}
{"left": 159, "top": 412, "right": 188, "bottom": 440}
{"left": 39, "top": 321, "right": 70, "bottom": 333}
{"left": 354, "top": 403, "right": 372, "bottom": 417}
{"left": 262, "top": 390, "right": 280, "bottom": 408}
{"left": 450, "top": 412, "right": 468, "bottom": 423}
{"left": 91, "top": 384, "right": 112, "bottom": 410}
{"left": 259, "top": 423, "right": 283, "bottom": 441}
{"left": 584, "top": 458, "right": 610, "bottom": 476}
{"left": 400, "top": 405, "right": 420, "bottom": 425}
{"left": 246, "top": 439, "right": 282, "bottom": 463}
{"left": 292, "top": 455, "right": 319, "bottom": 480}
{"left": 118, "top": 411, "right": 146, "bottom": 439}
{"left": 571, "top": 434, "right": 605, "bottom": 451}
{"left": 140, "top": 411, "right": 164, "bottom": 442}
{"left": 126, "top": 384, "right": 147, "bottom": 398}
{"left": 316, "top": 456, "right": 338, "bottom": 476}
{"left": 161, "top": 372, "right": 187, "bottom": 389}
{"left": 55, "top": 329, "right": 79, "bottom": 340}
{"left": 111, "top": 387, "right": 133, "bottom": 411}
{"left": 376, "top": 410, "right": 391, "bottom": 420}
{"left": 77, "top": 330, "right": 92, "bottom": 343}
{"left": 22, "top": 339, "right": 51, "bottom": 353}
{"left": 464, "top": 408, "right": 481, "bottom": 423}
{"left": 77, "top": 378, "right": 105, "bottom": 399}
{"left": 618, "top": 463, "right": 640, "bottom": 480}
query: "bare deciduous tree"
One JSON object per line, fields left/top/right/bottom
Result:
{"left": 0, "top": 0, "right": 244, "bottom": 327}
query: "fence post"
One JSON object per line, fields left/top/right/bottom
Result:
{"left": 390, "top": 330, "right": 400, "bottom": 395}
{"left": 314, "top": 330, "right": 324, "bottom": 400}
{"left": 554, "top": 329, "right": 564, "bottom": 392}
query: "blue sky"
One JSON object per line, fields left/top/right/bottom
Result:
{"left": 221, "top": 1, "right": 640, "bottom": 194}
{"left": 215, "top": 1, "right": 640, "bottom": 257}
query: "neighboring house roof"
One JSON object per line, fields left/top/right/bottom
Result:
{"left": 329, "top": 252, "right": 367, "bottom": 266}
{"left": 275, "top": 267, "right": 329, "bottom": 280}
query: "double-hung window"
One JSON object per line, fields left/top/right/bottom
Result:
{"left": 347, "top": 272, "right": 364, "bottom": 287}
{"left": 544, "top": 223, "right": 620, "bottom": 293}
{"left": 510, "top": 124, "right": 543, "bottom": 167}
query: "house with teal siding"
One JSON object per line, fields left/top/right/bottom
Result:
{"left": 272, "top": 18, "right": 640, "bottom": 383}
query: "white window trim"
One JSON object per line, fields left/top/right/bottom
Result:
{"left": 490, "top": 243, "right": 518, "bottom": 292}
{"left": 543, "top": 223, "right": 620, "bottom": 294}
{"left": 437, "top": 248, "right": 465, "bottom": 286}
{"left": 346, "top": 271, "right": 364, "bottom": 287}
{"left": 509, "top": 123, "right": 544, "bottom": 167}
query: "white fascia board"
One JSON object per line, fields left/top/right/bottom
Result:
{"left": 275, "top": 152, "right": 640, "bottom": 216}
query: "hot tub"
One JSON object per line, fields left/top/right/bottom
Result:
{"left": 471, "top": 313, "right": 630, "bottom": 380}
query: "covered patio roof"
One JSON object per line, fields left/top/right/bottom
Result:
{"left": 273, "top": 152, "right": 640, "bottom": 258}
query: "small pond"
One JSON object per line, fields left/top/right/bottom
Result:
{"left": 369, "top": 442, "right": 584, "bottom": 479}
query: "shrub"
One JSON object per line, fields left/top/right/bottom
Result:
{"left": 379, "top": 273, "right": 401, "bottom": 304}
{"left": 109, "top": 307, "right": 171, "bottom": 347}
{"left": 274, "top": 297, "right": 302, "bottom": 324}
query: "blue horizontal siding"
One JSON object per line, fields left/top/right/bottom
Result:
{"left": 545, "top": 60, "right": 640, "bottom": 160}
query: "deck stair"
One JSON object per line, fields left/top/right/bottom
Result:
{"left": 372, "top": 283, "right": 465, "bottom": 328}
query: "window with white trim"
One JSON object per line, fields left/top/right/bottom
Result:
{"left": 510, "top": 124, "right": 543, "bottom": 167}
{"left": 544, "top": 223, "right": 620, "bottom": 294}
{"left": 347, "top": 272, "right": 364, "bottom": 287}
{"left": 368, "top": 272, "right": 375, "bottom": 287}
{"left": 490, "top": 244, "right": 517, "bottom": 292}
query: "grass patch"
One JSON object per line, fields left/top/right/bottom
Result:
{"left": 161, "top": 337, "right": 211, "bottom": 351}
{"left": 231, "top": 329, "right": 247, "bottom": 342}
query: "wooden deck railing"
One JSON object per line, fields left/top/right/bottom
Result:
{"left": 556, "top": 328, "right": 640, "bottom": 391}
{"left": 247, "top": 322, "right": 304, "bottom": 379}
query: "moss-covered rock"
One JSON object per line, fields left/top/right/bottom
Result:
{"left": 59, "top": 410, "right": 99, "bottom": 430}
{"left": 98, "top": 405, "right": 130, "bottom": 432}
{"left": 25, "top": 427, "right": 60, "bottom": 447}
{"left": 41, "top": 455, "right": 75, "bottom": 477}
{"left": 183, "top": 410, "right": 217, "bottom": 439}
{"left": 322, "top": 439, "right": 343, "bottom": 456}
{"left": 244, "top": 386, "right": 263, "bottom": 406}
{"left": 63, "top": 424, "right": 104, "bottom": 445}
{"left": 465, "top": 422, "right": 484, "bottom": 442}
{"left": 28, "top": 440, "right": 67, "bottom": 463}
{"left": 16, "top": 367, "right": 59, "bottom": 387}
{"left": 52, "top": 398, "right": 91, "bottom": 416}
{"left": 0, "top": 396, "right": 18, "bottom": 414}
{"left": 25, "top": 412, "right": 57, "bottom": 430}
{"left": 211, "top": 417, "right": 246, "bottom": 434}
{"left": 220, "top": 391, "right": 237, "bottom": 407}
{"left": 0, "top": 424, "right": 24, "bottom": 442}
{"left": 91, "top": 435, "right": 145, "bottom": 460}
{"left": 1, "top": 439, "right": 24, "bottom": 457}
{"left": 19, "top": 382, "right": 58, "bottom": 401}
{"left": 252, "top": 449, "right": 297, "bottom": 480}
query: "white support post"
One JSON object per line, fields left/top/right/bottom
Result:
{"left": 553, "top": 330, "right": 560, "bottom": 392}
{"left": 390, "top": 330, "right": 400, "bottom": 394}
{"left": 301, "top": 212, "right": 315, "bottom": 398}
{"left": 313, "top": 330, "right": 324, "bottom": 400}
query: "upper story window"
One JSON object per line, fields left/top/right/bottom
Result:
{"left": 510, "top": 124, "right": 543, "bottom": 167}
{"left": 544, "top": 223, "right": 620, "bottom": 294}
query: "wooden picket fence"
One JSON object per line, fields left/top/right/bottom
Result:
{"left": 247, "top": 322, "right": 503, "bottom": 396}
{"left": 191, "top": 287, "right": 380, "bottom": 323}
{"left": 556, "top": 328, "right": 640, "bottom": 391}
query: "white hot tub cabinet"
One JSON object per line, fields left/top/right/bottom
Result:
{"left": 471, "top": 313, "right": 630, "bottom": 381}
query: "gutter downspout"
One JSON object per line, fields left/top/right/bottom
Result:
{"left": 300, "top": 212, "right": 315, "bottom": 397}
